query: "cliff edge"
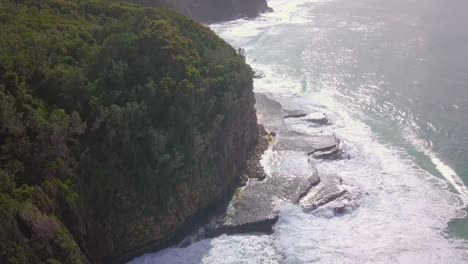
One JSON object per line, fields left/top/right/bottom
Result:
{"left": 0, "top": 0, "right": 257, "bottom": 263}
{"left": 128, "top": 0, "right": 271, "bottom": 23}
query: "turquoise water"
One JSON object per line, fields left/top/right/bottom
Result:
{"left": 129, "top": 0, "right": 468, "bottom": 263}
{"left": 297, "top": 0, "right": 468, "bottom": 238}
{"left": 236, "top": 0, "right": 468, "bottom": 239}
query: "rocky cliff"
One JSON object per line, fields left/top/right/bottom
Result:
{"left": 128, "top": 0, "right": 271, "bottom": 23}
{"left": 0, "top": 0, "right": 258, "bottom": 263}
{"left": 98, "top": 76, "right": 258, "bottom": 263}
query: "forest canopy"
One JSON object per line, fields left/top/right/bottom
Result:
{"left": 0, "top": 0, "right": 253, "bottom": 262}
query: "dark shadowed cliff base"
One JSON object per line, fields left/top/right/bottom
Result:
{"left": 124, "top": 0, "right": 272, "bottom": 23}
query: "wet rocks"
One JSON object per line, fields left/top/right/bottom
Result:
{"left": 284, "top": 110, "right": 308, "bottom": 119}
{"left": 273, "top": 133, "right": 344, "bottom": 160}
{"left": 308, "top": 194, "right": 361, "bottom": 218}
{"left": 206, "top": 158, "right": 319, "bottom": 237}
{"left": 332, "top": 198, "right": 360, "bottom": 215}
{"left": 300, "top": 174, "right": 347, "bottom": 210}
{"left": 257, "top": 94, "right": 342, "bottom": 159}
{"left": 333, "top": 204, "right": 347, "bottom": 214}
{"left": 273, "top": 131, "right": 314, "bottom": 152}
{"left": 284, "top": 110, "right": 329, "bottom": 125}
{"left": 304, "top": 112, "right": 329, "bottom": 125}
{"left": 202, "top": 93, "right": 359, "bottom": 240}
{"left": 253, "top": 72, "right": 266, "bottom": 79}
{"left": 255, "top": 93, "right": 286, "bottom": 132}
{"left": 307, "top": 135, "right": 344, "bottom": 160}
{"left": 241, "top": 125, "right": 273, "bottom": 183}
{"left": 241, "top": 125, "right": 276, "bottom": 185}
{"left": 205, "top": 205, "right": 278, "bottom": 238}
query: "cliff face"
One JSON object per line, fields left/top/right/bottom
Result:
{"left": 0, "top": 0, "right": 257, "bottom": 263}
{"left": 102, "top": 85, "right": 258, "bottom": 262}
{"left": 130, "top": 0, "right": 271, "bottom": 23}
{"left": 174, "top": 0, "right": 270, "bottom": 23}
{"left": 90, "top": 78, "right": 258, "bottom": 262}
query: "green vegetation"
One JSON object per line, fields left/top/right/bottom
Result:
{"left": 123, "top": 0, "right": 270, "bottom": 23}
{"left": 0, "top": 0, "right": 254, "bottom": 262}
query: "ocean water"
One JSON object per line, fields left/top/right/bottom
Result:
{"left": 129, "top": 0, "right": 468, "bottom": 263}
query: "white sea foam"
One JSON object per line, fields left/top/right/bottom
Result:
{"left": 272, "top": 93, "right": 468, "bottom": 263}
{"left": 402, "top": 124, "right": 468, "bottom": 205}
{"left": 128, "top": 235, "right": 281, "bottom": 264}
{"left": 129, "top": 0, "right": 468, "bottom": 263}
{"left": 210, "top": 0, "right": 323, "bottom": 48}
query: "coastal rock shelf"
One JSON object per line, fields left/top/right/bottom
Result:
{"left": 274, "top": 132, "right": 345, "bottom": 160}
{"left": 206, "top": 161, "right": 319, "bottom": 237}
{"left": 307, "top": 135, "right": 345, "bottom": 160}
{"left": 300, "top": 174, "right": 347, "bottom": 210}
{"left": 284, "top": 110, "right": 308, "bottom": 119}
{"left": 256, "top": 93, "right": 344, "bottom": 159}
{"left": 300, "top": 173, "right": 361, "bottom": 217}
{"left": 201, "top": 93, "right": 359, "bottom": 238}
{"left": 284, "top": 110, "right": 330, "bottom": 125}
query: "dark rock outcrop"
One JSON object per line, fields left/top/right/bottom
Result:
{"left": 304, "top": 113, "right": 329, "bottom": 125}
{"left": 307, "top": 135, "right": 344, "bottom": 159}
{"left": 240, "top": 125, "right": 273, "bottom": 183}
{"left": 257, "top": 94, "right": 332, "bottom": 132}
{"left": 284, "top": 110, "right": 308, "bottom": 119}
{"left": 202, "top": 93, "right": 354, "bottom": 238}
{"left": 128, "top": 0, "right": 271, "bottom": 23}
{"left": 206, "top": 159, "right": 320, "bottom": 237}
{"left": 301, "top": 174, "right": 361, "bottom": 217}
{"left": 255, "top": 93, "right": 286, "bottom": 132}
{"left": 284, "top": 110, "right": 329, "bottom": 125}
{"left": 273, "top": 132, "right": 344, "bottom": 160}
{"left": 300, "top": 174, "right": 347, "bottom": 210}
{"left": 190, "top": 92, "right": 361, "bottom": 249}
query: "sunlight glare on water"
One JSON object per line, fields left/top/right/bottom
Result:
{"left": 129, "top": 0, "right": 468, "bottom": 263}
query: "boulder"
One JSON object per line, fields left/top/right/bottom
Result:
{"left": 300, "top": 174, "right": 347, "bottom": 210}
{"left": 206, "top": 159, "right": 319, "bottom": 237}
{"left": 284, "top": 109, "right": 329, "bottom": 125}
{"left": 307, "top": 135, "right": 343, "bottom": 160}
{"left": 284, "top": 110, "right": 308, "bottom": 119}
{"left": 304, "top": 112, "right": 329, "bottom": 125}
{"left": 273, "top": 132, "right": 344, "bottom": 160}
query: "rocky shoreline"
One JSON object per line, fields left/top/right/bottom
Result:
{"left": 124, "top": 93, "right": 362, "bottom": 262}
{"left": 240, "top": 125, "right": 273, "bottom": 183}
{"left": 174, "top": 93, "right": 361, "bottom": 244}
